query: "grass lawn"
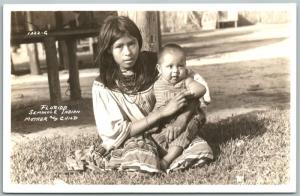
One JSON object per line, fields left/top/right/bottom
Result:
{"left": 10, "top": 56, "right": 291, "bottom": 185}
{"left": 11, "top": 108, "right": 290, "bottom": 185}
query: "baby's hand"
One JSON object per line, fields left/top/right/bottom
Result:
{"left": 165, "top": 114, "right": 190, "bottom": 142}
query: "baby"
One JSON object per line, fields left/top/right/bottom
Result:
{"left": 151, "top": 43, "right": 211, "bottom": 170}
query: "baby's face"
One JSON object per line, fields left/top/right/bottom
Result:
{"left": 158, "top": 50, "right": 187, "bottom": 84}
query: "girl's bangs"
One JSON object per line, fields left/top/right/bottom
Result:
{"left": 110, "top": 27, "right": 130, "bottom": 46}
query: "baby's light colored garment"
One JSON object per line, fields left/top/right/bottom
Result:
{"left": 189, "top": 71, "right": 211, "bottom": 108}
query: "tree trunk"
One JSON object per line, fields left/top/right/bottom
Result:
{"left": 25, "top": 11, "right": 41, "bottom": 75}
{"left": 118, "top": 11, "right": 161, "bottom": 52}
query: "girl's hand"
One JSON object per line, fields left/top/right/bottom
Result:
{"left": 160, "top": 91, "right": 191, "bottom": 118}
{"left": 165, "top": 125, "right": 181, "bottom": 143}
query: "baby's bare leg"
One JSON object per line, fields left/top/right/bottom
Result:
{"left": 160, "top": 146, "right": 183, "bottom": 170}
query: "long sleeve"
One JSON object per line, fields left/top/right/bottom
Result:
{"left": 92, "top": 81, "right": 131, "bottom": 151}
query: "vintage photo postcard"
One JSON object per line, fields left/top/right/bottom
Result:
{"left": 3, "top": 3, "right": 297, "bottom": 193}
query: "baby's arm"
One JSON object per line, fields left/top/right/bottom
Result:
{"left": 185, "top": 77, "right": 206, "bottom": 99}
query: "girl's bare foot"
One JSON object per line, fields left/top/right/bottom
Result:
{"left": 160, "top": 146, "right": 183, "bottom": 171}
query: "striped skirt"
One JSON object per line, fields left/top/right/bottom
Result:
{"left": 106, "top": 135, "right": 213, "bottom": 173}
{"left": 106, "top": 136, "right": 161, "bottom": 173}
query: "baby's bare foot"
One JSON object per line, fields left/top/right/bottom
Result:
{"left": 160, "top": 159, "right": 170, "bottom": 171}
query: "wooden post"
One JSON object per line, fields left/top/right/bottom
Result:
{"left": 59, "top": 41, "right": 69, "bottom": 69}
{"left": 55, "top": 11, "right": 69, "bottom": 70}
{"left": 118, "top": 11, "right": 161, "bottom": 52}
{"left": 44, "top": 37, "right": 61, "bottom": 105}
{"left": 11, "top": 56, "right": 16, "bottom": 75}
{"left": 66, "top": 39, "right": 81, "bottom": 100}
{"left": 156, "top": 12, "right": 162, "bottom": 51}
{"left": 25, "top": 12, "right": 41, "bottom": 75}
{"left": 26, "top": 43, "right": 41, "bottom": 75}
{"left": 55, "top": 11, "right": 64, "bottom": 69}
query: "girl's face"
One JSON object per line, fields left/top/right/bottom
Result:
{"left": 110, "top": 34, "right": 140, "bottom": 72}
{"left": 158, "top": 50, "right": 187, "bottom": 84}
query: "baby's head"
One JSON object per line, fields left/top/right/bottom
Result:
{"left": 157, "top": 43, "right": 187, "bottom": 84}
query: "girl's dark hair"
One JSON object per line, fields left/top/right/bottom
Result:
{"left": 95, "top": 16, "right": 156, "bottom": 92}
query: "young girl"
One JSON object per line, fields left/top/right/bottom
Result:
{"left": 91, "top": 16, "right": 213, "bottom": 173}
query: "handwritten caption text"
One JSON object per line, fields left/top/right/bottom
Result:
{"left": 24, "top": 105, "right": 80, "bottom": 122}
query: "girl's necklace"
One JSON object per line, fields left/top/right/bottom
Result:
{"left": 116, "top": 72, "right": 140, "bottom": 104}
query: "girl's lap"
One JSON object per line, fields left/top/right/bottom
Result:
{"left": 107, "top": 136, "right": 161, "bottom": 173}
{"left": 65, "top": 135, "right": 213, "bottom": 173}
{"left": 107, "top": 135, "right": 213, "bottom": 173}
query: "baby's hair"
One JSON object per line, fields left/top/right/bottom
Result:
{"left": 158, "top": 43, "right": 186, "bottom": 64}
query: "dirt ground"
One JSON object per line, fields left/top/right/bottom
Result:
{"left": 10, "top": 24, "right": 292, "bottom": 145}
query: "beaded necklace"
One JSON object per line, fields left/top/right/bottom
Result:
{"left": 117, "top": 72, "right": 138, "bottom": 94}
{"left": 113, "top": 70, "right": 140, "bottom": 105}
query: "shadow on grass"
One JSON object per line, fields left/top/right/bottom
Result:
{"left": 208, "top": 92, "right": 290, "bottom": 113}
{"left": 11, "top": 98, "right": 95, "bottom": 134}
{"left": 201, "top": 110, "right": 268, "bottom": 160}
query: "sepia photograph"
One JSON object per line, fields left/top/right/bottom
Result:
{"left": 3, "top": 3, "right": 296, "bottom": 193}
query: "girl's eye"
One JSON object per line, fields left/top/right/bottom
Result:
{"left": 129, "top": 42, "right": 138, "bottom": 48}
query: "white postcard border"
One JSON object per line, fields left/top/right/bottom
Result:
{"left": 3, "top": 3, "right": 297, "bottom": 193}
